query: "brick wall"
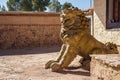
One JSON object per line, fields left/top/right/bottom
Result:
{"left": 0, "top": 12, "right": 62, "bottom": 49}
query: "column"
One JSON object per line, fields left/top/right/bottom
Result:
{"left": 114, "top": 0, "right": 119, "bottom": 22}
{"left": 109, "top": 0, "right": 113, "bottom": 21}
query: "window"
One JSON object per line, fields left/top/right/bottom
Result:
{"left": 106, "top": 0, "right": 120, "bottom": 29}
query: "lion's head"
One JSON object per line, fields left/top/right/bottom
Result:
{"left": 60, "top": 7, "right": 89, "bottom": 31}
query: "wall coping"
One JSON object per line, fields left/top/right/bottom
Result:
{"left": 91, "top": 54, "right": 120, "bottom": 68}
{"left": 0, "top": 8, "right": 93, "bottom": 16}
{"left": 0, "top": 11, "right": 60, "bottom": 17}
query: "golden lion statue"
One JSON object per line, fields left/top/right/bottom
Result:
{"left": 45, "top": 7, "right": 118, "bottom": 72}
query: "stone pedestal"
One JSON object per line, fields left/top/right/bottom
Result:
{"left": 91, "top": 54, "right": 120, "bottom": 80}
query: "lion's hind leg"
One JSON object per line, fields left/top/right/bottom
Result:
{"left": 81, "top": 56, "right": 91, "bottom": 70}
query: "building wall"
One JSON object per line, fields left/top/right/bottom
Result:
{"left": 0, "top": 12, "right": 61, "bottom": 49}
{"left": 94, "top": 0, "right": 120, "bottom": 45}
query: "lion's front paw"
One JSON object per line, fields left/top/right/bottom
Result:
{"left": 45, "top": 60, "right": 57, "bottom": 69}
{"left": 51, "top": 63, "right": 61, "bottom": 72}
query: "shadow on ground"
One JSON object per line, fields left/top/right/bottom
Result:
{"left": 59, "top": 70, "right": 90, "bottom": 76}
{"left": 57, "top": 67, "right": 90, "bottom": 76}
{"left": 0, "top": 46, "right": 61, "bottom": 56}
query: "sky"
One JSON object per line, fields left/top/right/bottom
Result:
{"left": 59, "top": 0, "right": 92, "bottom": 10}
{"left": 0, "top": 0, "right": 93, "bottom": 11}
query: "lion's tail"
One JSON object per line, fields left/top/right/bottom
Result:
{"left": 105, "top": 42, "right": 119, "bottom": 54}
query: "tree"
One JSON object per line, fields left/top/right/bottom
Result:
{"left": 62, "top": 2, "right": 73, "bottom": 10}
{"left": 20, "top": 0, "right": 33, "bottom": 11}
{"left": 32, "top": 0, "right": 50, "bottom": 11}
{"left": 55, "top": 1, "right": 62, "bottom": 12}
{"left": 0, "top": 5, "right": 6, "bottom": 11}
{"left": 7, "top": 0, "right": 21, "bottom": 11}
{"left": 7, "top": 0, "right": 50, "bottom": 11}
{"left": 0, "top": 5, "right": 1, "bottom": 11}
{"left": 48, "top": 0, "right": 62, "bottom": 12}
{"left": 1, "top": 6, "right": 6, "bottom": 11}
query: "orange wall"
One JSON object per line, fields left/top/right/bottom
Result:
{"left": 0, "top": 12, "right": 62, "bottom": 49}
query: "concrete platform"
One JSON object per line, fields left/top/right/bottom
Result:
{"left": 91, "top": 54, "right": 120, "bottom": 80}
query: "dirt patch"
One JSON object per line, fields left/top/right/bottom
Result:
{"left": 0, "top": 47, "right": 90, "bottom": 80}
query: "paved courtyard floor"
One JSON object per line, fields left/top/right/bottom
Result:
{"left": 0, "top": 47, "right": 90, "bottom": 80}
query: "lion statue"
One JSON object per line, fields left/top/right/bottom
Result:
{"left": 45, "top": 7, "right": 118, "bottom": 72}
